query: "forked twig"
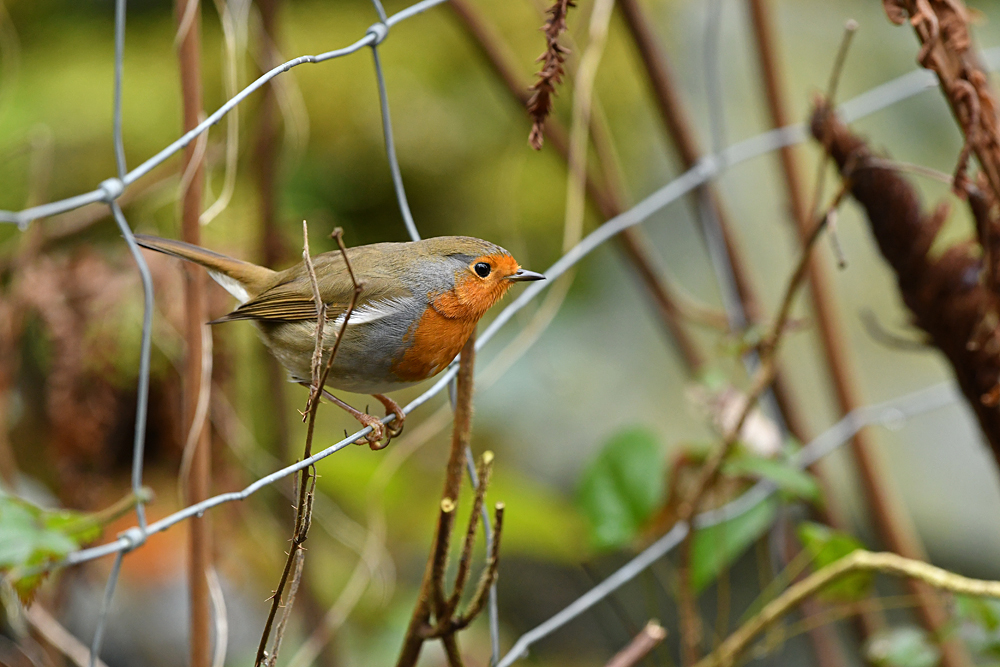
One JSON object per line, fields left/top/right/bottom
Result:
{"left": 396, "top": 339, "right": 504, "bottom": 666}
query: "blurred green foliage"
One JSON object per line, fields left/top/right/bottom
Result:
{"left": 797, "top": 520, "right": 873, "bottom": 603}
{"left": 577, "top": 426, "right": 664, "bottom": 550}
{"left": 0, "top": 494, "right": 102, "bottom": 602}
{"left": 866, "top": 626, "right": 941, "bottom": 667}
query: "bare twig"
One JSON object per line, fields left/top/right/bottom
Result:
{"left": 676, "top": 193, "right": 840, "bottom": 663}
{"left": 605, "top": 621, "right": 667, "bottom": 667}
{"left": 443, "top": 452, "right": 494, "bottom": 621}
{"left": 265, "top": 549, "right": 305, "bottom": 667}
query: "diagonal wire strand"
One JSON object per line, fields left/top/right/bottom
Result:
{"left": 87, "top": 552, "right": 124, "bottom": 667}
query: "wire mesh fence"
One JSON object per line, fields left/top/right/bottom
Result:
{"left": 0, "top": 1, "right": 995, "bottom": 666}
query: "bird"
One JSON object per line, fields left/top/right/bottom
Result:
{"left": 134, "top": 234, "right": 544, "bottom": 449}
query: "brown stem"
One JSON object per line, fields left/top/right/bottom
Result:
{"left": 453, "top": 502, "right": 504, "bottom": 630}
{"left": 174, "top": 1, "right": 211, "bottom": 666}
{"left": 605, "top": 620, "right": 667, "bottom": 667}
{"left": 396, "top": 335, "right": 477, "bottom": 667}
{"left": 443, "top": 452, "right": 494, "bottom": 621}
{"left": 745, "top": 0, "right": 897, "bottom": 648}
{"left": 676, "top": 203, "right": 835, "bottom": 663}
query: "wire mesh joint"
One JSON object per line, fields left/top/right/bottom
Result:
{"left": 118, "top": 526, "right": 147, "bottom": 552}
{"left": 99, "top": 178, "right": 126, "bottom": 203}
{"left": 366, "top": 22, "right": 389, "bottom": 46}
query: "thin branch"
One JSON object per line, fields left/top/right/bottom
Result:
{"left": 453, "top": 502, "right": 505, "bottom": 630}
{"left": 695, "top": 551, "right": 1000, "bottom": 667}
{"left": 605, "top": 621, "right": 667, "bottom": 667}
{"left": 443, "top": 452, "right": 494, "bottom": 621}
{"left": 675, "top": 192, "right": 840, "bottom": 663}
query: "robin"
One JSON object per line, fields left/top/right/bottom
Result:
{"left": 134, "top": 234, "right": 544, "bottom": 448}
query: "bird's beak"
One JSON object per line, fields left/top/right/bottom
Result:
{"left": 508, "top": 269, "right": 545, "bottom": 282}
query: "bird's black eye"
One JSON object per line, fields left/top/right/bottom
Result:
{"left": 474, "top": 262, "right": 491, "bottom": 278}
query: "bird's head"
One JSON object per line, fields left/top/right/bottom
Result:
{"left": 422, "top": 237, "right": 544, "bottom": 319}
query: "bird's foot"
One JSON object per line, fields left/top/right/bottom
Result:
{"left": 373, "top": 394, "right": 405, "bottom": 440}
{"left": 352, "top": 412, "right": 389, "bottom": 450}
{"left": 300, "top": 382, "right": 391, "bottom": 450}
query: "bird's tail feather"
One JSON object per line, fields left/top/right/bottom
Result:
{"left": 133, "top": 234, "right": 276, "bottom": 302}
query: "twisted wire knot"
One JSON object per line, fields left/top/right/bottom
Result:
{"left": 366, "top": 22, "right": 389, "bottom": 46}
{"left": 99, "top": 177, "right": 125, "bottom": 202}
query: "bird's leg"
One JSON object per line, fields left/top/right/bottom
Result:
{"left": 298, "top": 382, "right": 387, "bottom": 449}
{"left": 372, "top": 394, "right": 405, "bottom": 439}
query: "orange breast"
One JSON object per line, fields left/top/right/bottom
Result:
{"left": 391, "top": 299, "right": 477, "bottom": 382}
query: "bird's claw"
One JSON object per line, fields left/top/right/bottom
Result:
{"left": 351, "top": 412, "right": 389, "bottom": 450}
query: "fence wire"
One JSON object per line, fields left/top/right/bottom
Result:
{"left": 0, "top": 1, "right": 992, "bottom": 665}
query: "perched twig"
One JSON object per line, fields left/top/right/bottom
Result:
{"left": 605, "top": 621, "right": 667, "bottom": 667}
{"left": 695, "top": 550, "right": 1000, "bottom": 667}
{"left": 527, "top": 0, "right": 575, "bottom": 149}
{"left": 254, "top": 225, "right": 360, "bottom": 667}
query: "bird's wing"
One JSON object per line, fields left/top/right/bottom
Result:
{"left": 211, "top": 250, "right": 410, "bottom": 324}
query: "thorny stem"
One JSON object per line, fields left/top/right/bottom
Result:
{"left": 254, "top": 225, "right": 360, "bottom": 667}
{"left": 695, "top": 551, "right": 1000, "bottom": 667}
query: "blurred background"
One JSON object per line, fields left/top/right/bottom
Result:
{"left": 3, "top": 0, "right": 1000, "bottom": 665}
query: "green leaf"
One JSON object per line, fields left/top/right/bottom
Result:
{"left": 723, "top": 454, "right": 821, "bottom": 503}
{"left": 0, "top": 495, "right": 104, "bottom": 602}
{"left": 866, "top": 627, "right": 941, "bottom": 667}
{"left": 956, "top": 595, "right": 1000, "bottom": 633}
{"left": 797, "top": 521, "right": 872, "bottom": 601}
{"left": 691, "top": 497, "right": 777, "bottom": 592}
{"left": 577, "top": 428, "right": 665, "bottom": 550}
